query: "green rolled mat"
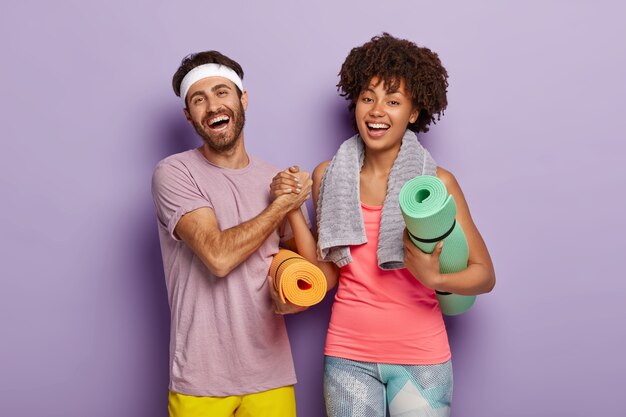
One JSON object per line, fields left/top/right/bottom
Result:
{"left": 399, "top": 175, "right": 476, "bottom": 316}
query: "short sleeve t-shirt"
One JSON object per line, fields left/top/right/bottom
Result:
{"left": 151, "top": 149, "right": 301, "bottom": 396}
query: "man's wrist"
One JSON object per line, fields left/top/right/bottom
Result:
{"left": 271, "top": 196, "right": 298, "bottom": 219}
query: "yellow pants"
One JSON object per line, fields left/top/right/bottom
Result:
{"left": 168, "top": 385, "right": 296, "bottom": 417}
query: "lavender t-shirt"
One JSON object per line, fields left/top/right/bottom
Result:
{"left": 151, "top": 149, "right": 300, "bottom": 397}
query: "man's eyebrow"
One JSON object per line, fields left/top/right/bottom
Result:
{"left": 188, "top": 84, "right": 232, "bottom": 100}
{"left": 211, "top": 83, "right": 232, "bottom": 92}
{"left": 189, "top": 90, "right": 207, "bottom": 100}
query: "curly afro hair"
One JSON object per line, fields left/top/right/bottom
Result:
{"left": 337, "top": 33, "right": 449, "bottom": 133}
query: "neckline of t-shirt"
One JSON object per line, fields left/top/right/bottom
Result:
{"left": 360, "top": 201, "right": 383, "bottom": 211}
{"left": 193, "top": 148, "right": 255, "bottom": 174}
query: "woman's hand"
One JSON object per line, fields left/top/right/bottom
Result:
{"left": 403, "top": 230, "right": 444, "bottom": 291}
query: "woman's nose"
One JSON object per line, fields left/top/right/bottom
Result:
{"left": 369, "top": 101, "right": 385, "bottom": 117}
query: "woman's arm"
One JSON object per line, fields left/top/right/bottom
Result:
{"left": 403, "top": 167, "right": 496, "bottom": 295}
{"left": 273, "top": 162, "right": 340, "bottom": 290}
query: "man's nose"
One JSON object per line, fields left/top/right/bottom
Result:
{"left": 206, "top": 98, "right": 222, "bottom": 113}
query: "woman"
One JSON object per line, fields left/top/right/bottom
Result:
{"left": 272, "top": 33, "right": 495, "bottom": 417}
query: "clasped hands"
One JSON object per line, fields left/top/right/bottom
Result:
{"left": 267, "top": 166, "right": 312, "bottom": 315}
{"left": 269, "top": 165, "right": 312, "bottom": 212}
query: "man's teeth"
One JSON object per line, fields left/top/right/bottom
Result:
{"left": 209, "top": 115, "right": 230, "bottom": 125}
{"left": 367, "top": 123, "right": 389, "bottom": 129}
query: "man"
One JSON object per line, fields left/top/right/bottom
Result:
{"left": 151, "top": 50, "right": 311, "bottom": 417}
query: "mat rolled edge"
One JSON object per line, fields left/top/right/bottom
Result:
{"left": 269, "top": 249, "right": 327, "bottom": 307}
{"left": 399, "top": 176, "right": 477, "bottom": 316}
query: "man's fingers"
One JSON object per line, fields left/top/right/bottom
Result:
{"left": 267, "top": 275, "right": 279, "bottom": 299}
{"left": 273, "top": 172, "right": 301, "bottom": 191}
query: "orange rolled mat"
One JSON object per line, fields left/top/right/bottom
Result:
{"left": 269, "top": 249, "right": 327, "bottom": 307}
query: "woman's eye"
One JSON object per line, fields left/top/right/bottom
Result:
{"left": 389, "top": 100, "right": 399, "bottom": 105}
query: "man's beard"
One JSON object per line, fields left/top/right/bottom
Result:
{"left": 192, "top": 102, "right": 245, "bottom": 153}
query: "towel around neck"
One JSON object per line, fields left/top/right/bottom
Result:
{"left": 316, "top": 129, "right": 437, "bottom": 270}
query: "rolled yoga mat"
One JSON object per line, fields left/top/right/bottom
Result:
{"left": 269, "top": 249, "right": 327, "bottom": 307}
{"left": 399, "top": 176, "right": 476, "bottom": 316}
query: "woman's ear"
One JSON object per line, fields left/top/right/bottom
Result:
{"left": 409, "top": 108, "right": 420, "bottom": 124}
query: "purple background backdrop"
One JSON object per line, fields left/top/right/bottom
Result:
{"left": 2, "top": 1, "right": 625, "bottom": 416}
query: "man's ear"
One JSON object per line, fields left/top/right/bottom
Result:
{"left": 241, "top": 90, "right": 248, "bottom": 111}
{"left": 183, "top": 108, "right": 193, "bottom": 125}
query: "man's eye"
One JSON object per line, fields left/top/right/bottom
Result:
{"left": 193, "top": 97, "right": 204, "bottom": 104}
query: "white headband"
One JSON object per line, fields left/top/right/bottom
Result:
{"left": 179, "top": 63, "right": 244, "bottom": 103}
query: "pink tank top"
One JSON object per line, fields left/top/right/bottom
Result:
{"left": 324, "top": 202, "right": 451, "bottom": 364}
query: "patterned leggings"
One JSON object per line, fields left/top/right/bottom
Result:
{"left": 324, "top": 356, "right": 453, "bottom": 417}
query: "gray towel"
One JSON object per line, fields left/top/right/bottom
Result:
{"left": 317, "top": 129, "right": 437, "bottom": 270}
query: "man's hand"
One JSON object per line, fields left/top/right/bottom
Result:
{"left": 267, "top": 274, "right": 308, "bottom": 315}
{"left": 270, "top": 166, "right": 312, "bottom": 212}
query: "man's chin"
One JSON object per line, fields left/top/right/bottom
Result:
{"left": 194, "top": 117, "right": 244, "bottom": 154}
{"left": 204, "top": 137, "right": 238, "bottom": 153}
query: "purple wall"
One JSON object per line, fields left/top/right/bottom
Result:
{"left": 2, "top": 1, "right": 625, "bottom": 416}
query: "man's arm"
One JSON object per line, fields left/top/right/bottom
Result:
{"left": 270, "top": 163, "right": 340, "bottom": 290}
{"left": 175, "top": 191, "right": 309, "bottom": 278}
